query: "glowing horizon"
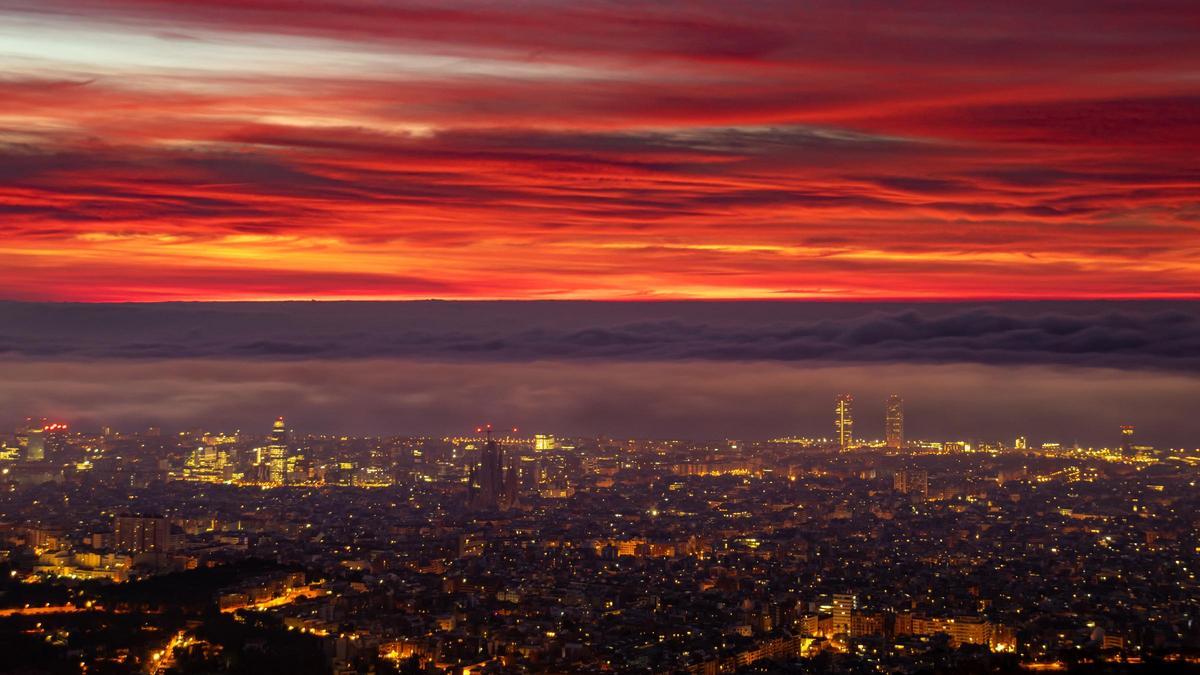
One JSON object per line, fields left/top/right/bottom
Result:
{"left": 2, "top": 1, "right": 1198, "bottom": 301}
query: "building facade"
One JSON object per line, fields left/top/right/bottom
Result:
{"left": 885, "top": 394, "right": 904, "bottom": 450}
{"left": 834, "top": 394, "right": 854, "bottom": 451}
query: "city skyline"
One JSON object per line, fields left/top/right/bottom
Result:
{"left": 0, "top": 403, "right": 1193, "bottom": 672}
{"left": 2, "top": 356, "right": 1193, "bottom": 446}
{"left": 1, "top": 2, "right": 1197, "bottom": 673}
{"left": 0, "top": 394, "right": 1166, "bottom": 456}
{"left": 1, "top": 300, "right": 1196, "bottom": 445}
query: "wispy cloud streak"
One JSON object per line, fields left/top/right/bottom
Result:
{"left": 0, "top": 1, "right": 1197, "bottom": 299}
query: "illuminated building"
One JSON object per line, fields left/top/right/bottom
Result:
{"left": 18, "top": 419, "right": 46, "bottom": 462}
{"left": 831, "top": 593, "right": 856, "bottom": 636}
{"left": 43, "top": 423, "right": 68, "bottom": 458}
{"left": 834, "top": 394, "right": 854, "bottom": 451}
{"left": 885, "top": 394, "right": 903, "bottom": 450}
{"left": 1120, "top": 425, "right": 1135, "bottom": 456}
{"left": 184, "top": 445, "right": 231, "bottom": 482}
{"left": 910, "top": 615, "right": 992, "bottom": 647}
{"left": 265, "top": 417, "right": 290, "bottom": 485}
{"left": 24, "top": 428, "right": 45, "bottom": 462}
{"left": 534, "top": 434, "right": 556, "bottom": 451}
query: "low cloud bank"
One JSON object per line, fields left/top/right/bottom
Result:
{"left": 0, "top": 301, "right": 1196, "bottom": 371}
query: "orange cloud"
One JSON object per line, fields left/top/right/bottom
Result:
{"left": 0, "top": 1, "right": 1197, "bottom": 300}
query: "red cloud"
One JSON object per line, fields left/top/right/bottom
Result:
{"left": 0, "top": 1, "right": 1198, "bottom": 299}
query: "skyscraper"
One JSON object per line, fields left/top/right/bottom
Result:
{"left": 265, "top": 416, "right": 289, "bottom": 485}
{"left": 834, "top": 394, "right": 854, "bottom": 451}
{"left": 885, "top": 394, "right": 904, "bottom": 450}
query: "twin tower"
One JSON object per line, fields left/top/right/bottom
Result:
{"left": 835, "top": 394, "right": 904, "bottom": 451}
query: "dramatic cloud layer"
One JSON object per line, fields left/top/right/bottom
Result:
{"left": 1, "top": 1, "right": 1198, "bottom": 299}
{"left": 2, "top": 301, "right": 1198, "bottom": 372}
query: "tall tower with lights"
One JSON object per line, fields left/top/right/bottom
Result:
{"left": 885, "top": 394, "right": 904, "bottom": 450}
{"left": 265, "top": 416, "right": 289, "bottom": 485}
{"left": 834, "top": 394, "right": 854, "bottom": 451}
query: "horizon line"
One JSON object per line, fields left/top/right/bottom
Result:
{"left": 4, "top": 296, "right": 1200, "bottom": 305}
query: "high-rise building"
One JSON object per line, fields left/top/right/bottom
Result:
{"left": 894, "top": 468, "right": 929, "bottom": 500}
{"left": 113, "top": 514, "right": 173, "bottom": 554}
{"left": 885, "top": 394, "right": 904, "bottom": 450}
{"left": 184, "top": 445, "right": 231, "bottom": 482}
{"left": 265, "top": 416, "right": 289, "bottom": 485}
{"left": 834, "top": 394, "right": 854, "bottom": 451}
{"left": 831, "top": 593, "right": 856, "bottom": 636}
{"left": 534, "top": 434, "right": 557, "bottom": 451}
{"left": 1120, "top": 425, "right": 1135, "bottom": 456}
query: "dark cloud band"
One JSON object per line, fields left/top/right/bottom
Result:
{"left": 2, "top": 301, "right": 1196, "bottom": 371}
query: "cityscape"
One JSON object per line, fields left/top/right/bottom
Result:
{"left": 2, "top": 0, "right": 1199, "bottom": 672}
{"left": 1, "top": 394, "right": 1197, "bottom": 673}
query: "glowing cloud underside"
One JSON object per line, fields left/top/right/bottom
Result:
{"left": 1, "top": 0, "right": 1198, "bottom": 300}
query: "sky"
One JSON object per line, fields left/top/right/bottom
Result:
{"left": 2, "top": 301, "right": 1198, "bottom": 445}
{"left": 1, "top": 0, "right": 1198, "bottom": 301}
{"left": 2, "top": 3, "right": 1198, "bottom": 442}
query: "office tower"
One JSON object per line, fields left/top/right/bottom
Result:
{"left": 113, "top": 514, "right": 173, "bottom": 554}
{"left": 265, "top": 416, "right": 290, "bottom": 485}
{"left": 834, "top": 394, "right": 854, "bottom": 451}
{"left": 534, "top": 434, "right": 557, "bottom": 451}
{"left": 831, "top": 593, "right": 856, "bottom": 637}
{"left": 894, "top": 468, "right": 929, "bottom": 500}
{"left": 885, "top": 394, "right": 904, "bottom": 450}
{"left": 184, "top": 445, "right": 231, "bottom": 482}
{"left": 1120, "top": 425, "right": 1135, "bottom": 456}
